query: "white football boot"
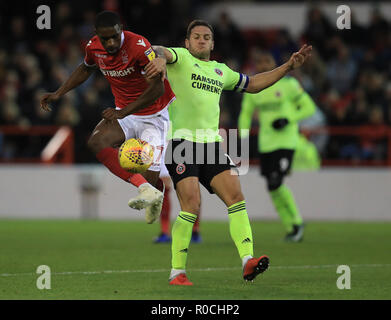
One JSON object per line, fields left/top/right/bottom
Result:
{"left": 144, "top": 183, "right": 165, "bottom": 224}
{"left": 128, "top": 183, "right": 163, "bottom": 212}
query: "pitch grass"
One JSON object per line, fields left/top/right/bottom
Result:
{"left": 0, "top": 220, "right": 390, "bottom": 300}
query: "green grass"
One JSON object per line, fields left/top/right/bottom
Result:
{"left": 0, "top": 220, "right": 390, "bottom": 300}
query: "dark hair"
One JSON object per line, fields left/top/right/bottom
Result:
{"left": 186, "top": 20, "right": 214, "bottom": 39}
{"left": 95, "top": 11, "right": 121, "bottom": 29}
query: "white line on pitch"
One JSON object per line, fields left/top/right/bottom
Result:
{"left": 1, "top": 263, "right": 390, "bottom": 278}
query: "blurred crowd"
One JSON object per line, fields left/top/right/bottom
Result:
{"left": 0, "top": 0, "right": 390, "bottom": 163}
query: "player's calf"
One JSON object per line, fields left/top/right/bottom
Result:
{"left": 176, "top": 188, "right": 201, "bottom": 216}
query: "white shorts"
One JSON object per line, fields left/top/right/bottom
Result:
{"left": 159, "top": 162, "right": 170, "bottom": 178}
{"left": 117, "top": 107, "right": 169, "bottom": 172}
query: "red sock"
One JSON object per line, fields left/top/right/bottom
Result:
{"left": 160, "top": 187, "right": 171, "bottom": 235}
{"left": 96, "top": 147, "right": 147, "bottom": 187}
{"left": 193, "top": 214, "right": 200, "bottom": 233}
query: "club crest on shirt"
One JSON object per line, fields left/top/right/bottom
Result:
{"left": 176, "top": 164, "right": 186, "bottom": 175}
{"left": 98, "top": 58, "right": 106, "bottom": 68}
{"left": 214, "top": 68, "right": 223, "bottom": 76}
{"left": 121, "top": 50, "right": 129, "bottom": 64}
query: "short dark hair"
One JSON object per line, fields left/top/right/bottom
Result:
{"left": 186, "top": 20, "right": 214, "bottom": 39}
{"left": 95, "top": 11, "right": 121, "bottom": 29}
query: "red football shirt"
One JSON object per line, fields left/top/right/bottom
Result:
{"left": 84, "top": 31, "right": 175, "bottom": 115}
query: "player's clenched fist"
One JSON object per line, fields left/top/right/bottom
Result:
{"left": 40, "top": 92, "right": 60, "bottom": 112}
{"left": 287, "top": 44, "right": 312, "bottom": 70}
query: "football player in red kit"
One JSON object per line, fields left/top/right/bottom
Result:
{"left": 40, "top": 11, "right": 175, "bottom": 223}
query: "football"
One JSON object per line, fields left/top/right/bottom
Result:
{"left": 118, "top": 138, "right": 154, "bottom": 173}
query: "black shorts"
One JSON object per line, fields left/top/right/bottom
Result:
{"left": 259, "top": 149, "right": 295, "bottom": 177}
{"left": 165, "top": 139, "right": 237, "bottom": 194}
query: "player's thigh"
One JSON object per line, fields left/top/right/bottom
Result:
{"left": 165, "top": 139, "right": 198, "bottom": 188}
{"left": 165, "top": 139, "right": 201, "bottom": 213}
{"left": 198, "top": 142, "right": 238, "bottom": 196}
{"left": 260, "top": 149, "right": 294, "bottom": 190}
{"left": 260, "top": 149, "right": 294, "bottom": 176}
{"left": 210, "top": 169, "right": 244, "bottom": 208}
{"left": 88, "top": 119, "right": 125, "bottom": 151}
{"left": 175, "top": 177, "right": 201, "bottom": 215}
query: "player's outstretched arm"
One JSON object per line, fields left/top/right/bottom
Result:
{"left": 246, "top": 44, "right": 312, "bottom": 94}
{"left": 144, "top": 46, "right": 173, "bottom": 80}
{"left": 40, "top": 63, "right": 95, "bottom": 111}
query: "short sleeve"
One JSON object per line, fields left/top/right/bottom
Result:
{"left": 167, "top": 47, "right": 185, "bottom": 65}
{"left": 84, "top": 40, "right": 96, "bottom": 67}
{"left": 222, "top": 64, "right": 249, "bottom": 92}
{"left": 135, "top": 36, "right": 156, "bottom": 68}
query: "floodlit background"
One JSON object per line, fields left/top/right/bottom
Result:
{"left": 0, "top": 0, "right": 390, "bottom": 301}
{"left": 0, "top": 0, "right": 390, "bottom": 220}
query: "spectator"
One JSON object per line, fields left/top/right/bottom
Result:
{"left": 78, "top": 10, "right": 96, "bottom": 44}
{"left": 326, "top": 44, "right": 357, "bottom": 95}
{"left": 30, "top": 89, "right": 54, "bottom": 125}
{"left": 270, "top": 29, "right": 298, "bottom": 65}
{"left": 55, "top": 102, "right": 81, "bottom": 127}
{"left": 367, "top": 8, "right": 390, "bottom": 50}
{"left": 0, "top": 2, "right": 389, "bottom": 164}
{"left": 7, "top": 16, "right": 29, "bottom": 54}
{"left": 213, "top": 11, "right": 246, "bottom": 67}
{"left": 385, "top": 82, "right": 391, "bottom": 124}
{"left": 302, "top": 6, "right": 335, "bottom": 61}
{"left": 299, "top": 47, "right": 326, "bottom": 96}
